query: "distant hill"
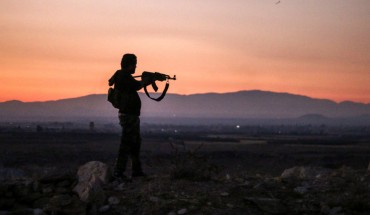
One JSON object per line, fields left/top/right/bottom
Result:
{"left": 1, "top": 90, "right": 370, "bottom": 124}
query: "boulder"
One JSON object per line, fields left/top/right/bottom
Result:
{"left": 74, "top": 174, "right": 106, "bottom": 203}
{"left": 281, "top": 166, "right": 331, "bottom": 180}
{"left": 76, "top": 161, "right": 111, "bottom": 184}
{"left": 73, "top": 161, "right": 110, "bottom": 203}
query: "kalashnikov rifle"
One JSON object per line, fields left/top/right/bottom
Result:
{"left": 134, "top": 71, "right": 176, "bottom": 101}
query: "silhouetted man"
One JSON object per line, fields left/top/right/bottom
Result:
{"left": 110, "top": 53, "right": 157, "bottom": 180}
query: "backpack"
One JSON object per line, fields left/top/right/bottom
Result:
{"left": 107, "top": 87, "right": 121, "bottom": 109}
{"left": 107, "top": 71, "right": 121, "bottom": 109}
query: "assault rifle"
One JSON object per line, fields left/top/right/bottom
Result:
{"left": 134, "top": 71, "right": 176, "bottom": 101}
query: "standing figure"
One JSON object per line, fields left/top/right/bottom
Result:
{"left": 110, "top": 53, "right": 154, "bottom": 180}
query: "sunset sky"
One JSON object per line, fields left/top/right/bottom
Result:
{"left": 1, "top": 0, "right": 369, "bottom": 103}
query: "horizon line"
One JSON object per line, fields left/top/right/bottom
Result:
{"left": 1, "top": 89, "right": 369, "bottom": 105}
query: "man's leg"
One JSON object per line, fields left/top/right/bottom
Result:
{"left": 114, "top": 136, "right": 129, "bottom": 177}
{"left": 128, "top": 116, "right": 144, "bottom": 176}
{"left": 131, "top": 122, "right": 143, "bottom": 176}
{"left": 113, "top": 114, "right": 131, "bottom": 178}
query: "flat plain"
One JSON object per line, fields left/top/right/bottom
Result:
{"left": 1, "top": 124, "right": 369, "bottom": 176}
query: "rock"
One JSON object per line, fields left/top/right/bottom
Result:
{"left": 76, "top": 161, "right": 111, "bottom": 184}
{"left": 220, "top": 192, "right": 229, "bottom": 197}
{"left": 55, "top": 187, "right": 69, "bottom": 194}
{"left": 281, "top": 166, "right": 331, "bottom": 180}
{"left": 235, "top": 177, "right": 244, "bottom": 183}
{"left": 227, "top": 203, "right": 234, "bottom": 208}
{"left": 63, "top": 196, "right": 86, "bottom": 215}
{"left": 41, "top": 186, "right": 53, "bottom": 194}
{"left": 73, "top": 175, "right": 105, "bottom": 204}
{"left": 177, "top": 208, "right": 188, "bottom": 214}
{"left": 33, "top": 197, "right": 50, "bottom": 208}
{"left": 253, "top": 182, "right": 263, "bottom": 189}
{"left": 108, "top": 196, "right": 120, "bottom": 205}
{"left": 7, "top": 208, "right": 34, "bottom": 214}
{"left": 45, "top": 195, "right": 86, "bottom": 215}
{"left": 99, "top": 205, "right": 110, "bottom": 213}
{"left": 0, "top": 167, "right": 26, "bottom": 180}
{"left": 32, "top": 180, "right": 40, "bottom": 192}
{"left": 73, "top": 161, "right": 110, "bottom": 203}
{"left": 225, "top": 174, "right": 231, "bottom": 180}
{"left": 244, "top": 197, "right": 287, "bottom": 214}
{"left": 294, "top": 186, "right": 309, "bottom": 194}
{"left": 321, "top": 203, "right": 331, "bottom": 214}
{"left": 149, "top": 196, "right": 160, "bottom": 203}
{"left": 49, "top": 194, "right": 73, "bottom": 207}
{"left": 332, "top": 166, "right": 356, "bottom": 178}
{"left": 56, "top": 180, "right": 71, "bottom": 188}
{"left": 21, "top": 192, "right": 43, "bottom": 205}
{"left": 114, "top": 183, "right": 125, "bottom": 191}
{"left": 33, "top": 208, "right": 43, "bottom": 215}
{"left": 329, "top": 207, "right": 343, "bottom": 215}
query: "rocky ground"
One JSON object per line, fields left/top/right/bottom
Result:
{"left": 1, "top": 155, "right": 369, "bottom": 215}
{"left": 1, "top": 131, "right": 370, "bottom": 214}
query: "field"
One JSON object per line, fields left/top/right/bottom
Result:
{"left": 1, "top": 123, "right": 369, "bottom": 176}
{"left": 1, "top": 123, "right": 370, "bottom": 214}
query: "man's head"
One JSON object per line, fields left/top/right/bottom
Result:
{"left": 121, "top": 53, "right": 137, "bottom": 74}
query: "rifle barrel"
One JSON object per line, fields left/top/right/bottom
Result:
{"left": 133, "top": 74, "right": 176, "bottom": 80}
{"left": 167, "top": 75, "right": 176, "bottom": 80}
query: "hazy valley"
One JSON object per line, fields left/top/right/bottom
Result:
{"left": 1, "top": 90, "right": 370, "bottom": 125}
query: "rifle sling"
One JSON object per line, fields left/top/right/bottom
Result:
{"left": 144, "top": 82, "right": 169, "bottom": 102}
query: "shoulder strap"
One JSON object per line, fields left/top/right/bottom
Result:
{"left": 144, "top": 82, "right": 170, "bottom": 102}
{"left": 108, "top": 70, "right": 120, "bottom": 86}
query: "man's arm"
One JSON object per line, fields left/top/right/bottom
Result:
{"left": 119, "top": 72, "right": 142, "bottom": 91}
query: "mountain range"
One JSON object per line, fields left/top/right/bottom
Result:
{"left": 1, "top": 90, "right": 369, "bottom": 125}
